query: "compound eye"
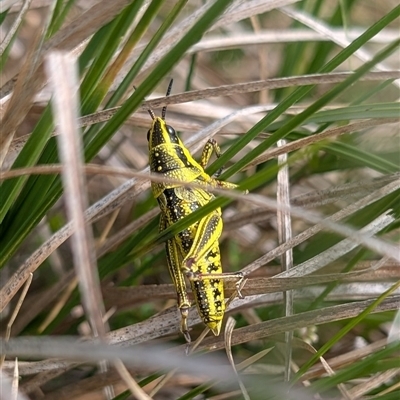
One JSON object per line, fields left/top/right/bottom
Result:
{"left": 146, "top": 129, "right": 151, "bottom": 141}
{"left": 166, "top": 125, "right": 178, "bottom": 143}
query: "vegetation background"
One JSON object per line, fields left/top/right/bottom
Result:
{"left": 0, "top": 0, "right": 399, "bottom": 399}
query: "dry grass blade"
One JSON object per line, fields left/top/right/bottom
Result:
{"left": 190, "top": 29, "right": 400, "bottom": 52}
{"left": 229, "top": 282, "right": 399, "bottom": 318}
{"left": 37, "top": 275, "right": 77, "bottom": 333}
{"left": 12, "top": 358, "right": 19, "bottom": 400}
{"left": 45, "top": 51, "right": 120, "bottom": 398}
{"left": 236, "top": 347, "right": 274, "bottom": 372}
{"left": 0, "top": 273, "right": 32, "bottom": 368}
{"left": 375, "top": 378, "right": 400, "bottom": 397}
{"left": 98, "top": 207, "right": 160, "bottom": 258}
{"left": 129, "top": 71, "right": 400, "bottom": 111}
{"left": 0, "top": 0, "right": 32, "bottom": 56}
{"left": 301, "top": 338, "right": 389, "bottom": 380}
{"left": 298, "top": 341, "right": 352, "bottom": 399}
{"left": 276, "top": 139, "right": 294, "bottom": 381}
{"left": 6, "top": 269, "right": 75, "bottom": 336}
{"left": 224, "top": 317, "right": 250, "bottom": 400}
{"left": 215, "top": 0, "right": 300, "bottom": 29}
{"left": 291, "top": 173, "right": 400, "bottom": 208}
{"left": 113, "top": 359, "right": 153, "bottom": 400}
{"left": 0, "top": 369, "right": 30, "bottom": 400}
{"left": 0, "top": 337, "right": 240, "bottom": 384}
{"left": 0, "top": 22, "right": 43, "bottom": 167}
{"left": 276, "top": 213, "right": 394, "bottom": 278}
{"left": 250, "top": 15, "right": 270, "bottom": 103}
{"left": 388, "top": 309, "right": 400, "bottom": 343}
{"left": 97, "top": 208, "right": 120, "bottom": 248}
{"left": 148, "top": 369, "right": 178, "bottom": 399}
{"left": 20, "top": 360, "right": 80, "bottom": 395}
{"left": 99, "top": 270, "right": 392, "bottom": 310}
{"left": 324, "top": 363, "right": 352, "bottom": 399}
{"left": 3, "top": 0, "right": 24, "bottom": 11}
{"left": 347, "top": 369, "right": 399, "bottom": 399}
{"left": 106, "top": 266, "right": 399, "bottom": 302}
{"left": 45, "top": 51, "right": 106, "bottom": 338}
{"left": 1, "top": 163, "right": 398, "bottom": 199}
{"left": 22, "top": 365, "right": 161, "bottom": 400}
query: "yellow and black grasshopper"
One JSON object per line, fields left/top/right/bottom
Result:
{"left": 147, "top": 80, "right": 244, "bottom": 342}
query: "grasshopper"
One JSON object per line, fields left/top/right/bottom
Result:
{"left": 147, "top": 80, "right": 244, "bottom": 342}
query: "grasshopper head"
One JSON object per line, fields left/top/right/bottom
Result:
{"left": 147, "top": 114, "right": 180, "bottom": 149}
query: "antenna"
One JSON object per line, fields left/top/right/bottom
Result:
{"left": 161, "top": 78, "right": 173, "bottom": 120}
